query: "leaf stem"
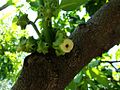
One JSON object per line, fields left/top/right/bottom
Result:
{"left": 34, "top": 16, "right": 39, "bottom": 23}
{"left": 29, "top": 21, "right": 40, "bottom": 37}
{"left": 42, "top": 18, "right": 53, "bottom": 46}
{"left": 101, "top": 60, "right": 120, "bottom": 72}
{"left": 0, "top": 2, "right": 10, "bottom": 11}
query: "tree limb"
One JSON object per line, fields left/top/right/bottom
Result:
{"left": 12, "top": 0, "right": 120, "bottom": 90}
{"left": 0, "top": 2, "right": 11, "bottom": 11}
{"left": 62, "top": 0, "right": 120, "bottom": 87}
{"left": 29, "top": 21, "right": 40, "bottom": 37}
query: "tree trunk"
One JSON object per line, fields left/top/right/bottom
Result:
{"left": 12, "top": 0, "right": 120, "bottom": 90}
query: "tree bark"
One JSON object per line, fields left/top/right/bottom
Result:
{"left": 12, "top": 0, "right": 120, "bottom": 90}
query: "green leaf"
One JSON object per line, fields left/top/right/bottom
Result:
{"left": 87, "top": 79, "right": 98, "bottom": 90}
{"left": 7, "top": 64, "right": 13, "bottom": 72}
{"left": 91, "top": 68, "right": 100, "bottom": 75}
{"left": 89, "top": 68, "right": 98, "bottom": 78}
{"left": 74, "top": 71, "right": 83, "bottom": 83}
{"left": 53, "top": 30, "right": 67, "bottom": 48}
{"left": 37, "top": 40, "right": 49, "bottom": 54}
{"left": 96, "top": 75, "right": 109, "bottom": 87}
{"left": 25, "top": 36, "right": 37, "bottom": 52}
{"left": 16, "top": 13, "right": 29, "bottom": 30}
{"left": 86, "top": 69, "right": 92, "bottom": 79}
{"left": 0, "top": 44, "right": 2, "bottom": 49}
{"left": 12, "top": 16, "right": 18, "bottom": 23}
{"left": 17, "top": 37, "right": 27, "bottom": 52}
{"left": 60, "top": 0, "right": 88, "bottom": 11}
{"left": 8, "top": 0, "right": 13, "bottom": 5}
{"left": 81, "top": 81, "right": 88, "bottom": 90}
{"left": 52, "top": 30, "right": 67, "bottom": 56}
{"left": 88, "top": 60, "right": 100, "bottom": 68}
{"left": 66, "top": 81, "right": 77, "bottom": 90}
{"left": 115, "top": 49, "right": 120, "bottom": 60}
{"left": 30, "top": 2, "right": 39, "bottom": 11}
{"left": 89, "top": 68, "right": 110, "bottom": 87}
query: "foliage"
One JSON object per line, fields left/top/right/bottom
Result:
{"left": 60, "top": 0, "right": 88, "bottom": 11}
{"left": 13, "top": 0, "right": 88, "bottom": 56}
{"left": 66, "top": 52, "right": 120, "bottom": 90}
{"left": 0, "top": 19, "right": 28, "bottom": 89}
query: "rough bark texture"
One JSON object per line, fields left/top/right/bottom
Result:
{"left": 12, "top": 0, "right": 120, "bottom": 90}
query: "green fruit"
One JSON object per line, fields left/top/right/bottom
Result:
{"left": 59, "top": 38, "right": 74, "bottom": 53}
{"left": 53, "top": 30, "right": 74, "bottom": 56}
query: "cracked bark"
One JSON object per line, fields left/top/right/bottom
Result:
{"left": 12, "top": 0, "right": 120, "bottom": 90}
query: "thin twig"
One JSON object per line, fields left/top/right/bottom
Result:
{"left": 0, "top": 2, "right": 11, "bottom": 11}
{"left": 34, "top": 16, "right": 39, "bottom": 23}
{"left": 29, "top": 21, "right": 40, "bottom": 37}
{"left": 101, "top": 61, "right": 120, "bottom": 63}
{"left": 110, "top": 63, "right": 118, "bottom": 72}
{"left": 101, "top": 60, "right": 120, "bottom": 72}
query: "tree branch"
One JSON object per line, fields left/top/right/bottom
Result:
{"left": 64, "top": 0, "right": 120, "bottom": 87}
{"left": 29, "top": 21, "right": 40, "bottom": 37}
{"left": 34, "top": 16, "right": 39, "bottom": 23}
{"left": 101, "top": 60, "right": 120, "bottom": 72}
{"left": 12, "top": 0, "right": 120, "bottom": 90}
{"left": 0, "top": 2, "right": 11, "bottom": 11}
{"left": 101, "top": 61, "right": 120, "bottom": 63}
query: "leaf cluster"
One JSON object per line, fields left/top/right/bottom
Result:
{"left": 0, "top": 20, "right": 28, "bottom": 86}
{"left": 14, "top": 0, "right": 88, "bottom": 56}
